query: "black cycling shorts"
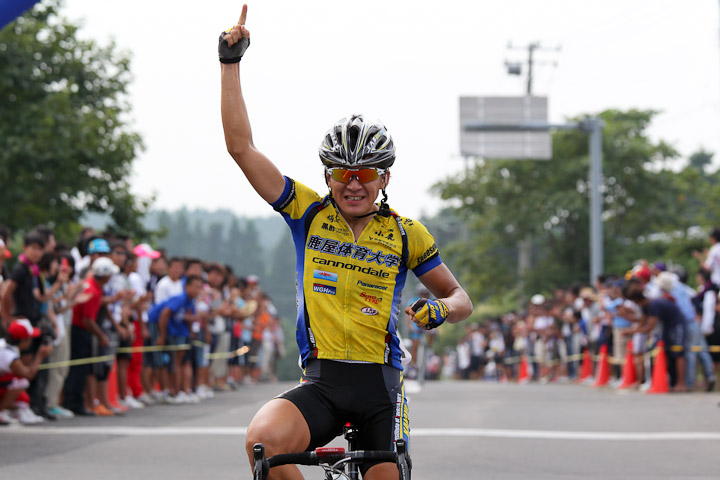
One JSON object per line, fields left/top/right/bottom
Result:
{"left": 277, "top": 359, "right": 409, "bottom": 475}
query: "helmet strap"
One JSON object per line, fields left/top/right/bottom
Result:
{"left": 377, "top": 189, "right": 391, "bottom": 217}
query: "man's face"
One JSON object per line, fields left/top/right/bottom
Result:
{"left": 185, "top": 279, "right": 203, "bottom": 299}
{"left": 24, "top": 243, "right": 44, "bottom": 264}
{"left": 326, "top": 168, "right": 388, "bottom": 219}
{"left": 151, "top": 258, "right": 168, "bottom": 276}
{"left": 207, "top": 270, "right": 224, "bottom": 289}
{"left": 168, "top": 261, "right": 185, "bottom": 280}
{"left": 111, "top": 247, "right": 128, "bottom": 268}
{"left": 186, "top": 262, "right": 203, "bottom": 278}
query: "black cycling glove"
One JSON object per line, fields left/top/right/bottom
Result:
{"left": 218, "top": 31, "right": 250, "bottom": 64}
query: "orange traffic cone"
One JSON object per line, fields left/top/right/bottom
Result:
{"left": 647, "top": 340, "right": 669, "bottom": 394}
{"left": 107, "top": 360, "right": 120, "bottom": 406}
{"left": 593, "top": 344, "right": 610, "bottom": 387}
{"left": 618, "top": 340, "right": 637, "bottom": 389}
{"left": 517, "top": 355, "right": 530, "bottom": 383}
{"left": 577, "top": 348, "right": 593, "bottom": 383}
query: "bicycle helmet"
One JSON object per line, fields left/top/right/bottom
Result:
{"left": 319, "top": 115, "right": 396, "bottom": 169}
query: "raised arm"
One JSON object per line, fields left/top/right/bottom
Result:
{"left": 220, "top": 5, "right": 285, "bottom": 204}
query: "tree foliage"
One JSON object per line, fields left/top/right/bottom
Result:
{"left": 433, "top": 109, "right": 717, "bottom": 301}
{"left": 0, "top": 1, "right": 151, "bottom": 236}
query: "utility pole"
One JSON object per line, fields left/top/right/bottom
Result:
{"left": 505, "top": 42, "right": 559, "bottom": 281}
{"left": 497, "top": 41, "right": 603, "bottom": 285}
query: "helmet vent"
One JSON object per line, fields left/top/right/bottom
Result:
{"left": 348, "top": 126, "right": 360, "bottom": 153}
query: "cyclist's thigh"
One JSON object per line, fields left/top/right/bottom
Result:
{"left": 276, "top": 366, "right": 343, "bottom": 450}
{"left": 247, "top": 398, "right": 311, "bottom": 454}
{"left": 363, "top": 462, "right": 400, "bottom": 480}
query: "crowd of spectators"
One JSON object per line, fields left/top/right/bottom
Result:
{"left": 0, "top": 225, "right": 285, "bottom": 426}
{"left": 417, "top": 229, "right": 720, "bottom": 394}
{"left": 4, "top": 223, "right": 719, "bottom": 426}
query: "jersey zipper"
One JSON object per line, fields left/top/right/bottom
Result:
{"left": 336, "top": 211, "right": 354, "bottom": 360}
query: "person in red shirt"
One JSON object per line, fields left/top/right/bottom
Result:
{"left": 62, "top": 257, "right": 118, "bottom": 416}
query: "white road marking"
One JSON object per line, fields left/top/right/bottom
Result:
{"left": 5, "top": 426, "right": 720, "bottom": 441}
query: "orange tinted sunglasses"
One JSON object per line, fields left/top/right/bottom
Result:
{"left": 327, "top": 168, "right": 384, "bottom": 184}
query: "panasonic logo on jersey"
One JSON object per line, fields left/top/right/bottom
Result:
{"left": 357, "top": 280, "right": 388, "bottom": 291}
{"left": 313, "top": 258, "right": 389, "bottom": 278}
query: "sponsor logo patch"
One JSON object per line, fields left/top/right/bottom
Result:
{"left": 313, "top": 270, "right": 338, "bottom": 282}
{"left": 361, "top": 307, "right": 379, "bottom": 316}
{"left": 357, "top": 280, "right": 388, "bottom": 291}
{"left": 313, "top": 257, "right": 390, "bottom": 278}
{"left": 360, "top": 292, "right": 382, "bottom": 304}
{"left": 312, "top": 283, "right": 336, "bottom": 295}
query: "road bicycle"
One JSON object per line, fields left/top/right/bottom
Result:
{"left": 252, "top": 423, "right": 411, "bottom": 479}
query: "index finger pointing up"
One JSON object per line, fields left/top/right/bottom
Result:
{"left": 238, "top": 4, "right": 248, "bottom": 25}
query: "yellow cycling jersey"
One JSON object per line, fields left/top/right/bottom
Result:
{"left": 270, "top": 177, "right": 442, "bottom": 370}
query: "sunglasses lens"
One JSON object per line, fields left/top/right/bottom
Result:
{"left": 330, "top": 168, "right": 380, "bottom": 183}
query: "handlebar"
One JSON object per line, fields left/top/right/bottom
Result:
{"left": 267, "top": 450, "right": 398, "bottom": 468}
{"left": 253, "top": 439, "right": 411, "bottom": 479}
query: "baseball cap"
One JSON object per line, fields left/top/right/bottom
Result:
{"left": 133, "top": 243, "right": 161, "bottom": 259}
{"left": 653, "top": 261, "right": 667, "bottom": 272}
{"left": 579, "top": 287, "right": 597, "bottom": 301}
{"left": 530, "top": 294, "right": 545, "bottom": 306}
{"left": 247, "top": 274, "right": 259, "bottom": 284}
{"left": 656, "top": 271, "right": 676, "bottom": 292}
{"left": 88, "top": 238, "right": 111, "bottom": 254}
{"left": 632, "top": 265, "right": 652, "bottom": 282}
{"left": 0, "top": 238, "right": 10, "bottom": 259}
{"left": 8, "top": 319, "right": 41, "bottom": 340}
{"left": 92, "top": 257, "right": 120, "bottom": 277}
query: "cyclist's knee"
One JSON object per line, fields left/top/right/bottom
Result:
{"left": 245, "top": 403, "right": 309, "bottom": 458}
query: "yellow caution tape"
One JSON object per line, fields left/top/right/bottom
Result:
{"left": 500, "top": 344, "right": 720, "bottom": 368}
{"left": 38, "top": 344, "right": 249, "bottom": 370}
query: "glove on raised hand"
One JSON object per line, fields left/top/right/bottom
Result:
{"left": 409, "top": 297, "right": 450, "bottom": 330}
{"left": 218, "top": 30, "right": 250, "bottom": 64}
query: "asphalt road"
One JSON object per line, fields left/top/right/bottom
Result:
{"left": 1, "top": 380, "right": 719, "bottom": 479}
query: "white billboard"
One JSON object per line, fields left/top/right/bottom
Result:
{"left": 460, "top": 96, "right": 551, "bottom": 160}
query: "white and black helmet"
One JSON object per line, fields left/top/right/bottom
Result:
{"left": 319, "top": 115, "right": 396, "bottom": 169}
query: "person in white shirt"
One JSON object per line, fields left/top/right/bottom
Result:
{"left": 154, "top": 257, "right": 185, "bottom": 305}
{"left": 694, "top": 227, "right": 720, "bottom": 286}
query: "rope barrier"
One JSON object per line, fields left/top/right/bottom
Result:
{"left": 38, "top": 344, "right": 249, "bottom": 370}
{"left": 499, "top": 344, "right": 719, "bottom": 368}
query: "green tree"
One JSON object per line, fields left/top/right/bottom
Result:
{"left": 223, "top": 217, "right": 243, "bottom": 270}
{"left": 0, "top": 1, "right": 151, "bottom": 237}
{"left": 433, "top": 109, "right": 685, "bottom": 300}
{"left": 236, "top": 220, "right": 265, "bottom": 278}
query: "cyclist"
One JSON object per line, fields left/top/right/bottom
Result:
{"left": 220, "top": 6, "right": 473, "bottom": 479}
